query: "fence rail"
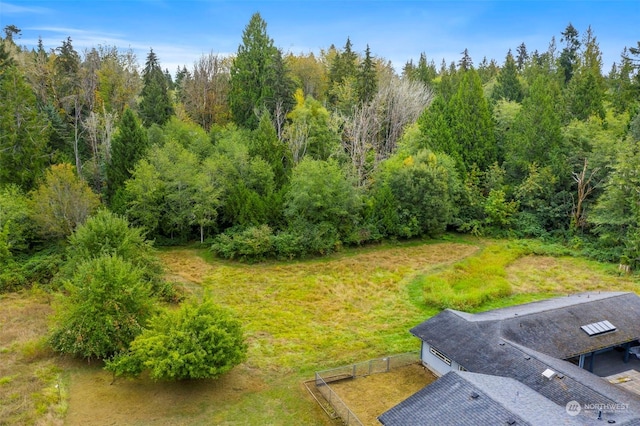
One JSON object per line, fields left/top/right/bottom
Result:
{"left": 313, "top": 351, "right": 420, "bottom": 426}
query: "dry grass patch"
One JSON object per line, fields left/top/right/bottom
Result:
{"left": 506, "top": 255, "right": 639, "bottom": 295}
{"left": 328, "top": 363, "right": 437, "bottom": 425}
{"left": 63, "top": 361, "right": 268, "bottom": 425}
{"left": 0, "top": 291, "right": 64, "bottom": 425}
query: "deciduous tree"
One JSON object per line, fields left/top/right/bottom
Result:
{"left": 49, "top": 254, "right": 155, "bottom": 360}
{"left": 29, "top": 163, "right": 100, "bottom": 239}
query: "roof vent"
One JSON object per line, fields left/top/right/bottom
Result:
{"left": 470, "top": 392, "right": 480, "bottom": 399}
{"left": 507, "top": 419, "right": 517, "bottom": 425}
{"left": 542, "top": 369, "right": 556, "bottom": 380}
{"left": 581, "top": 320, "right": 616, "bottom": 336}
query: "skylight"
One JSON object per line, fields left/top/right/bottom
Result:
{"left": 580, "top": 320, "right": 616, "bottom": 336}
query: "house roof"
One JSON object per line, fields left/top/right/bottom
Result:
{"left": 378, "top": 370, "right": 590, "bottom": 426}
{"left": 412, "top": 292, "right": 640, "bottom": 360}
{"left": 399, "top": 292, "right": 640, "bottom": 424}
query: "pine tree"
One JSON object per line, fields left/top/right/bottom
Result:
{"left": 327, "top": 37, "right": 358, "bottom": 107}
{"left": 505, "top": 73, "right": 565, "bottom": 178}
{"left": 139, "top": 48, "right": 174, "bottom": 127}
{"left": 417, "top": 96, "right": 460, "bottom": 169}
{"left": 356, "top": 45, "right": 377, "bottom": 103}
{"left": 609, "top": 49, "right": 636, "bottom": 114}
{"left": 458, "top": 48, "right": 473, "bottom": 71}
{"left": 250, "top": 113, "right": 292, "bottom": 189}
{"left": 415, "top": 52, "right": 437, "bottom": 84}
{"left": 493, "top": 50, "right": 523, "bottom": 102}
{"left": 229, "top": 13, "right": 292, "bottom": 129}
{"left": 448, "top": 69, "right": 496, "bottom": 172}
{"left": 516, "top": 42, "right": 529, "bottom": 71}
{"left": 106, "top": 108, "right": 148, "bottom": 204}
{"left": 0, "top": 60, "right": 49, "bottom": 190}
{"left": 559, "top": 23, "right": 581, "bottom": 84}
{"left": 566, "top": 26, "right": 606, "bottom": 120}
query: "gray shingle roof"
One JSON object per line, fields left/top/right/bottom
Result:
{"left": 397, "top": 292, "right": 640, "bottom": 425}
{"left": 412, "top": 292, "right": 640, "bottom": 361}
{"left": 378, "top": 371, "right": 588, "bottom": 426}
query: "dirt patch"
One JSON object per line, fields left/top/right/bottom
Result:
{"left": 327, "top": 363, "right": 436, "bottom": 425}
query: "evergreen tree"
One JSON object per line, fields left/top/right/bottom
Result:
{"left": 566, "top": 26, "right": 606, "bottom": 120}
{"left": 448, "top": 69, "right": 496, "bottom": 172}
{"left": 516, "top": 42, "right": 529, "bottom": 71}
{"left": 609, "top": 49, "right": 636, "bottom": 114}
{"left": 505, "top": 73, "right": 566, "bottom": 178}
{"left": 0, "top": 60, "right": 49, "bottom": 190}
{"left": 327, "top": 37, "right": 359, "bottom": 108}
{"left": 250, "top": 113, "right": 292, "bottom": 189}
{"left": 106, "top": 108, "right": 148, "bottom": 204}
{"left": 229, "top": 13, "right": 292, "bottom": 129}
{"left": 493, "top": 50, "right": 523, "bottom": 102}
{"left": 458, "top": 48, "right": 473, "bottom": 71}
{"left": 267, "top": 48, "right": 295, "bottom": 134}
{"left": 417, "top": 96, "right": 459, "bottom": 167}
{"left": 329, "top": 37, "right": 358, "bottom": 87}
{"left": 415, "top": 52, "right": 437, "bottom": 84}
{"left": 356, "top": 45, "right": 377, "bottom": 103}
{"left": 139, "top": 48, "right": 174, "bottom": 127}
{"left": 437, "top": 60, "right": 459, "bottom": 101}
{"left": 559, "top": 23, "right": 581, "bottom": 84}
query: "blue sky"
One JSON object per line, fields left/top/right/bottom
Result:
{"left": 0, "top": 1, "right": 637, "bottom": 75}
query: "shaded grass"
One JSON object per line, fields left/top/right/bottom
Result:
{"left": 0, "top": 289, "right": 65, "bottom": 425}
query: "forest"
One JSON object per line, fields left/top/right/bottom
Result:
{"left": 1, "top": 12, "right": 640, "bottom": 283}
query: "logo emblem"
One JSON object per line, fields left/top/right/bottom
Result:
{"left": 566, "top": 400, "right": 581, "bottom": 416}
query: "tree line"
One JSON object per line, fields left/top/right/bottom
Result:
{"left": 2, "top": 14, "right": 640, "bottom": 273}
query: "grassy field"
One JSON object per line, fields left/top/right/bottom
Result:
{"left": 2, "top": 237, "right": 639, "bottom": 425}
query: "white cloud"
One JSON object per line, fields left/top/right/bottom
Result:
{"left": 0, "top": 1, "right": 51, "bottom": 14}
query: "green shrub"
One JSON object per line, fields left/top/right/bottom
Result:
{"left": 65, "top": 209, "right": 161, "bottom": 280}
{"left": 211, "top": 225, "right": 274, "bottom": 262}
{"left": 64, "top": 210, "right": 174, "bottom": 300}
{"left": 106, "top": 298, "right": 247, "bottom": 381}
{"left": 49, "top": 255, "right": 156, "bottom": 360}
{"left": 271, "top": 230, "right": 306, "bottom": 260}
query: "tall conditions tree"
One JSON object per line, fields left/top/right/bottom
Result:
{"left": 139, "top": 49, "right": 174, "bottom": 127}
{"left": 106, "top": 108, "right": 148, "bottom": 205}
{"left": 0, "top": 46, "right": 49, "bottom": 190}
{"left": 229, "top": 13, "right": 294, "bottom": 129}
{"left": 448, "top": 69, "right": 496, "bottom": 172}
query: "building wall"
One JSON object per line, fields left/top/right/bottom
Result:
{"left": 420, "top": 341, "right": 464, "bottom": 376}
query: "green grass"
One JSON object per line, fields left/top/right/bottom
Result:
{"left": 419, "top": 242, "right": 521, "bottom": 310}
{"left": 5, "top": 236, "right": 640, "bottom": 425}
